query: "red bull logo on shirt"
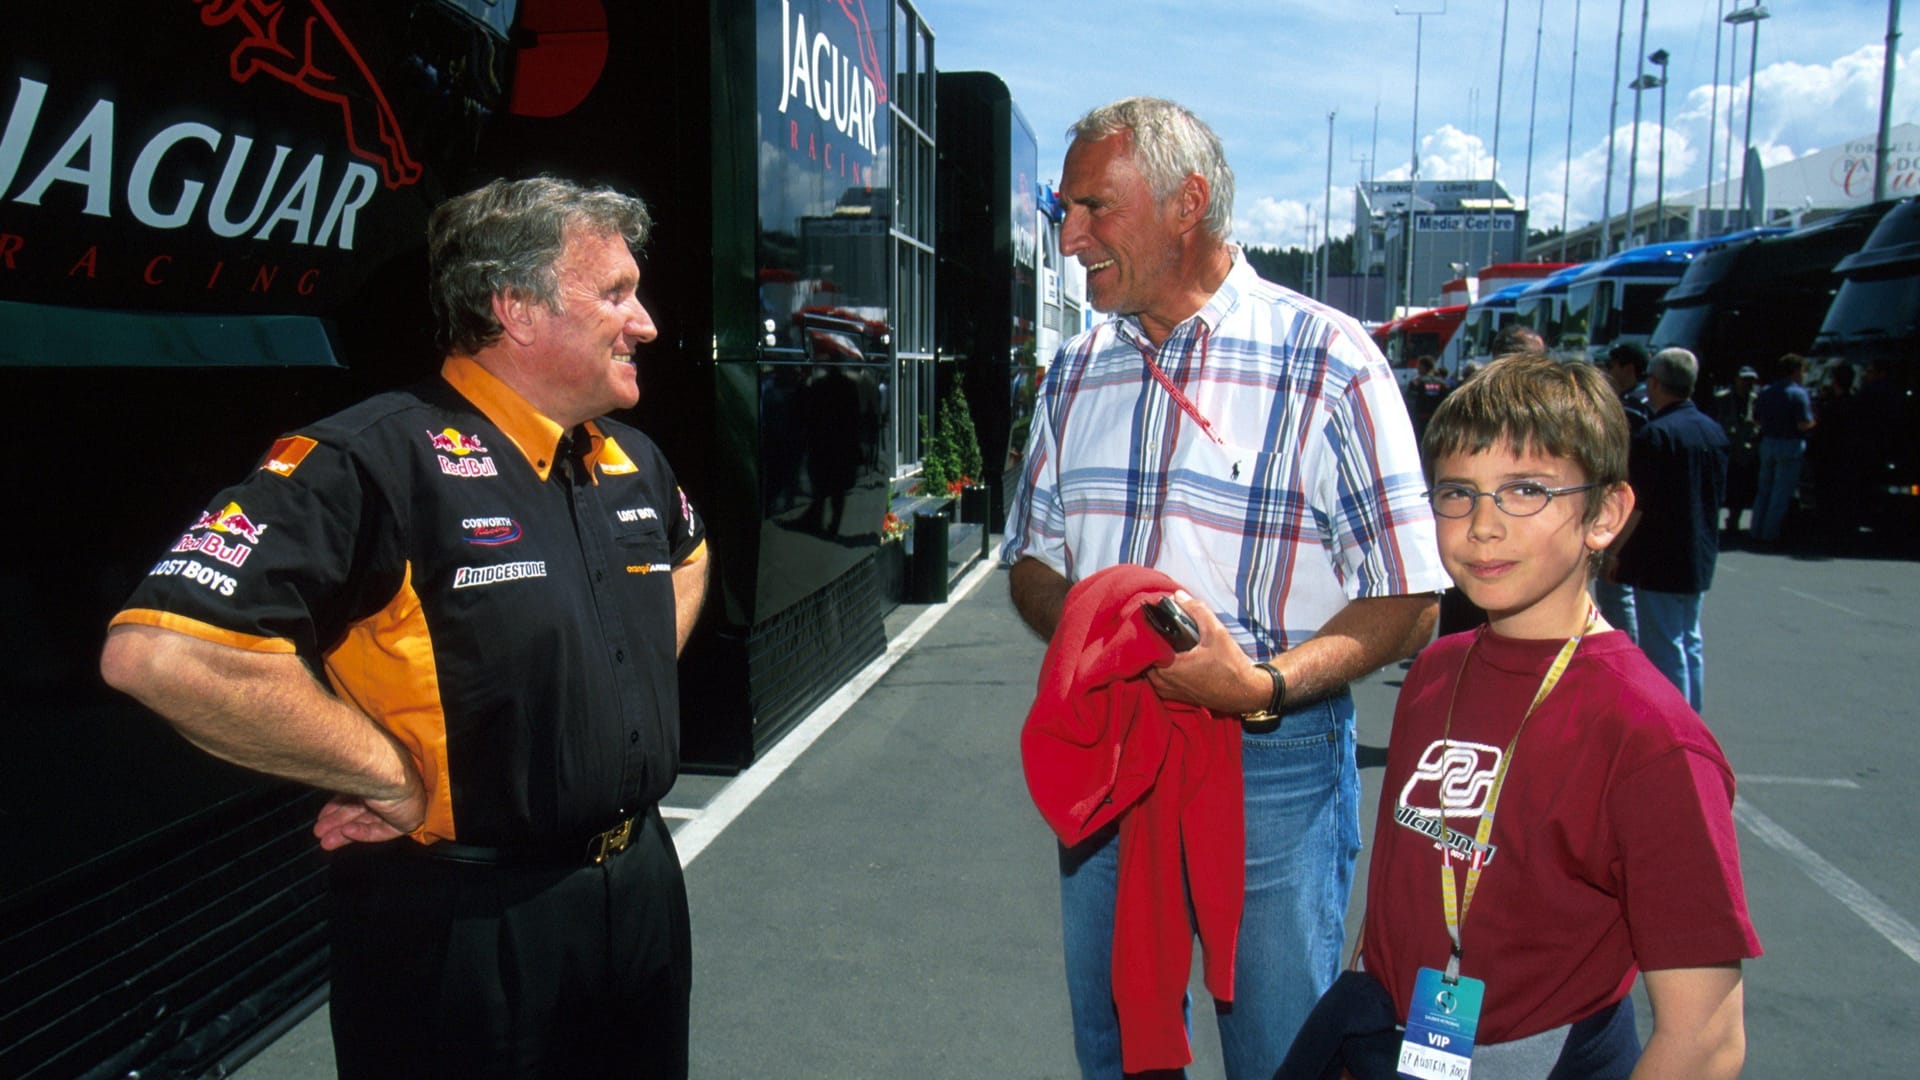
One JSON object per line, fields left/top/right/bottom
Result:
{"left": 429, "top": 428, "right": 497, "bottom": 477}
{"left": 190, "top": 501, "right": 269, "bottom": 544}
{"left": 173, "top": 500, "right": 268, "bottom": 568}
{"left": 427, "top": 428, "right": 488, "bottom": 456}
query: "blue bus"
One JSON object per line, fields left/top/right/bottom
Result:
{"left": 1564, "top": 231, "right": 1786, "bottom": 363}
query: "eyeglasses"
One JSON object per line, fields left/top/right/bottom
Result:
{"left": 1426, "top": 481, "right": 1599, "bottom": 519}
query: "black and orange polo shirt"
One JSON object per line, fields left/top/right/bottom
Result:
{"left": 112, "top": 356, "right": 707, "bottom": 846}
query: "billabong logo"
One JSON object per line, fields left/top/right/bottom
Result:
{"left": 1399, "top": 739, "right": 1503, "bottom": 818}
{"left": 194, "top": 0, "right": 422, "bottom": 189}
{"left": 1395, "top": 739, "right": 1504, "bottom": 868}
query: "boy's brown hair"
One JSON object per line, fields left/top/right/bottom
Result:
{"left": 1421, "top": 354, "right": 1629, "bottom": 526}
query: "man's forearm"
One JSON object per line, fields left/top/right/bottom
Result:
{"left": 672, "top": 556, "right": 709, "bottom": 655}
{"left": 101, "top": 624, "right": 416, "bottom": 801}
{"left": 1008, "top": 556, "right": 1071, "bottom": 641}
{"left": 1272, "top": 592, "right": 1438, "bottom": 703}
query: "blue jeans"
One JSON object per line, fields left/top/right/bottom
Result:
{"left": 1753, "top": 436, "right": 1805, "bottom": 542}
{"left": 1593, "top": 578, "right": 1637, "bottom": 642}
{"left": 1635, "top": 589, "right": 1706, "bottom": 712}
{"left": 1058, "top": 692, "right": 1361, "bottom": 1079}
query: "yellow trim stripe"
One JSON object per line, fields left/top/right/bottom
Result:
{"left": 322, "top": 560, "right": 458, "bottom": 844}
{"left": 108, "top": 609, "right": 298, "bottom": 653}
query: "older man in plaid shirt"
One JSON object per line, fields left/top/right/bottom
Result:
{"left": 1002, "top": 97, "right": 1448, "bottom": 1079}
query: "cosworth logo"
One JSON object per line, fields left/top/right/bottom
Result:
{"left": 460, "top": 516, "right": 522, "bottom": 545}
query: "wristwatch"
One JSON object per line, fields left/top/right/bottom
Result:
{"left": 1241, "top": 661, "right": 1286, "bottom": 734}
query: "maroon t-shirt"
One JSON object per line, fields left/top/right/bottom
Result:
{"left": 1361, "top": 628, "right": 1762, "bottom": 1042}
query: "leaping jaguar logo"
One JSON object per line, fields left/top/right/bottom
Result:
{"left": 194, "top": 0, "right": 423, "bottom": 189}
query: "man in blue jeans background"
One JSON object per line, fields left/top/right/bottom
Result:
{"left": 1001, "top": 96, "right": 1446, "bottom": 1078}
{"left": 1608, "top": 347, "right": 1729, "bottom": 712}
{"left": 1752, "top": 352, "right": 1816, "bottom": 544}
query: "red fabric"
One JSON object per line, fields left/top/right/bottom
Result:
{"left": 1362, "top": 628, "right": 1762, "bottom": 1042}
{"left": 1021, "top": 564, "right": 1244, "bottom": 1073}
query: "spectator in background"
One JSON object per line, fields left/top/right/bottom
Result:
{"left": 1609, "top": 348, "right": 1729, "bottom": 711}
{"left": 1595, "top": 342, "right": 1654, "bottom": 639}
{"left": 1810, "top": 361, "right": 1860, "bottom": 539}
{"left": 1404, "top": 354, "right": 1452, "bottom": 447}
{"left": 1715, "top": 365, "right": 1761, "bottom": 538}
{"left": 1607, "top": 342, "right": 1655, "bottom": 433}
{"left": 1751, "top": 353, "right": 1816, "bottom": 545}
{"left": 1853, "top": 357, "right": 1907, "bottom": 533}
{"left": 1489, "top": 323, "right": 1547, "bottom": 359}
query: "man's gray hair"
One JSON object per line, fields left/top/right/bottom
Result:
{"left": 429, "top": 176, "right": 653, "bottom": 355}
{"left": 1650, "top": 347, "right": 1699, "bottom": 398}
{"left": 1069, "top": 97, "right": 1235, "bottom": 240}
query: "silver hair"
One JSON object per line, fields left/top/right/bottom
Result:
{"left": 1650, "top": 347, "right": 1699, "bottom": 397}
{"left": 1069, "top": 97, "right": 1235, "bottom": 240}
{"left": 429, "top": 176, "right": 653, "bottom": 356}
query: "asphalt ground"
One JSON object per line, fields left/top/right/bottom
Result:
{"left": 238, "top": 534, "right": 1919, "bottom": 1078}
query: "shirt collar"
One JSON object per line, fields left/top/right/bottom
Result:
{"left": 1116, "top": 246, "right": 1253, "bottom": 350}
{"left": 441, "top": 355, "right": 568, "bottom": 481}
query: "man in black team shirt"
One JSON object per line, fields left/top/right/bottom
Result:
{"left": 102, "top": 177, "right": 708, "bottom": 1078}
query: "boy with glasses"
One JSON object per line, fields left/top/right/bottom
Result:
{"left": 1279, "top": 354, "right": 1759, "bottom": 1079}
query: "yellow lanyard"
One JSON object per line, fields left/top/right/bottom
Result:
{"left": 1434, "top": 613, "right": 1594, "bottom": 983}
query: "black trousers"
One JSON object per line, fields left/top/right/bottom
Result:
{"left": 327, "top": 808, "right": 690, "bottom": 1079}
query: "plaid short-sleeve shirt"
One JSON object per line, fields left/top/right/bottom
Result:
{"left": 1002, "top": 253, "right": 1448, "bottom": 656}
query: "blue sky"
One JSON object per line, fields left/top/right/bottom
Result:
{"left": 928, "top": 1, "right": 1915, "bottom": 248}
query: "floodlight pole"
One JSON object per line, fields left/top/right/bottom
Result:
{"left": 1599, "top": 0, "right": 1628, "bottom": 257}
{"left": 1725, "top": 4, "right": 1772, "bottom": 226}
{"left": 1395, "top": 2, "right": 1449, "bottom": 312}
{"left": 1878, "top": 0, "right": 1903, "bottom": 202}
{"left": 1561, "top": 0, "right": 1584, "bottom": 261}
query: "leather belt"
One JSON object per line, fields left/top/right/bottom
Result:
{"left": 420, "top": 809, "right": 648, "bottom": 867}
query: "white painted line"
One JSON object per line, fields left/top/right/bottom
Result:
{"left": 1740, "top": 775, "right": 1862, "bottom": 789}
{"left": 659, "top": 806, "right": 698, "bottom": 820}
{"left": 674, "top": 558, "right": 1003, "bottom": 868}
{"left": 1733, "top": 795, "right": 1920, "bottom": 967}
{"left": 1779, "top": 586, "right": 1871, "bottom": 620}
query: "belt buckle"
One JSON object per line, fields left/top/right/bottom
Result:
{"left": 588, "top": 816, "right": 635, "bottom": 865}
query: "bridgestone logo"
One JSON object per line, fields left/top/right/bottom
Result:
{"left": 452, "top": 561, "right": 547, "bottom": 589}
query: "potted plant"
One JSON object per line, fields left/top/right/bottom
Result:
{"left": 924, "top": 372, "right": 988, "bottom": 521}
{"left": 874, "top": 510, "right": 910, "bottom": 603}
